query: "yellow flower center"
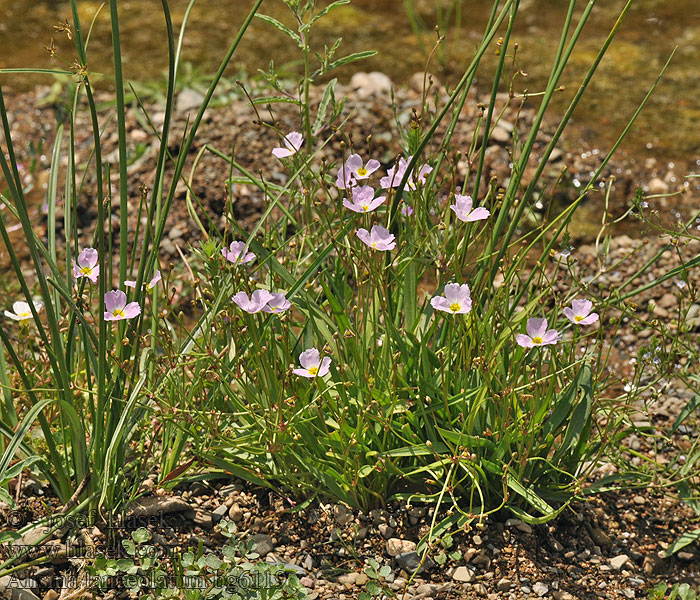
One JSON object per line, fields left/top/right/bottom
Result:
{"left": 112, "top": 309, "right": 125, "bottom": 318}
{"left": 357, "top": 167, "right": 368, "bottom": 177}
{"left": 308, "top": 366, "right": 319, "bottom": 375}
{"left": 532, "top": 336, "right": 543, "bottom": 344}
{"left": 371, "top": 242, "right": 377, "bottom": 248}
{"left": 18, "top": 312, "right": 30, "bottom": 318}
{"left": 80, "top": 266, "right": 93, "bottom": 276}
{"left": 449, "top": 302, "right": 462, "bottom": 313}
{"left": 361, "top": 204, "right": 370, "bottom": 211}
{"left": 574, "top": 315, "right": 584, "bottom": 322}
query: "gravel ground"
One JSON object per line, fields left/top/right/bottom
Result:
{"left": 0, "top": 74, "right": 698, "bottom": 599}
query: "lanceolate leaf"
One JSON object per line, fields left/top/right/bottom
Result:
{"left": 255, "top": 14, "right": 302, "bottom": 47}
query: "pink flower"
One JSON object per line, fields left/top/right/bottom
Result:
{"left": 356, "top": 225, "right": 396, "bottom": 251}
{"left": 124, "top": 270, "right": 162, "bottom": 291}
{"left": 262, "top": 292, "right": 292, "bottom": 313}
{"left": 516, "top": 318, "right": 560, "bottom": 348}
{"left": 563, "top": 299, "right": 599, "bottom": 325}
{"left": 232, "top": 289, "right": 274, "bottom": 314}
{"left": 450, "top": 194, "right": 490, "bottom": 222}
{"left": 342, "top": 185, "right": 386, "bottom": 213}
{"left": 336, "top": 154, "right": 381, "bottom": 188}
{"left": 73, "top": 248, "right": 99, "bottom": 283}
{"left": 401, "top": 204, "right": 414, "bottom": 216}
{"left": 272, "top": 132, "right": 303, "bottom": 159}
{"left": 430, "top": 283, "right": 472, "bottom": 315}
{"left": 104, "top": 290, "right": 141, "bottom": 321}
{"left": 293, "top": 348, "right": 331, "bottom": 378}
{"left": 380, "top": 156, "right": 432, "bottom": 190}
{"left": 222, "top": 241, "right": 256, "bottom": 265}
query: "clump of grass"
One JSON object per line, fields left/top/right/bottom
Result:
{"left": 0, "top": 0, "right": 265, "bottom": 548}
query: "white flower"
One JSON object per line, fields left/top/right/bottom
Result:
{"left": 4, "top": 300, "right": 43, "bottom": 321}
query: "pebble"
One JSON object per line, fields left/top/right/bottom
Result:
{"left": 130, "top": 128, "right": 148, "bottom": 142}
{"left": 409, "top": 71, "right": 441, "bottom": 93}
{"left": 350, "top": 71, "right": 392, "bottom": 99}
{"left": 609, "top": 554, "right": 629, "bottom": 571}
{"left": 548, "top": 148, "right": 564, "bottom": 163}
{"left": 168, "top": 225, "right": 184, "bottom": 240}
{"left": 647, "top": 177, "right": 669, "bottom": 194}
{"left": 452, "top": 566, "right": 476, "bottom": 583}
{"left": 395, "top": 551, "right": 426, "bottom": 572}
{"left": 386, "top": 538, "right": 416, "bottom": 557}
{"left": 334, "top": 504, "right": 353, "bottom": 526}
{"left": 496, "top": 577, "right": 513, "bottom": 591}
{"left": 212, "top": 503, "right": 228, "bottom": 524}
{"left": 176, "top": 88, "right": 205, "bottom": 113}
{"left": 490, "top": 124, "right": 511, "bottom": 144}
{"left": 678, "top": 551, "right": 695, "bottom": 561}
{"left": 589, "top": 527, "right": 612, "bottom": 547}
{"left": 657, "top": 292, "right": 677, "bottom": 309}
{"left": 378, "top": 523, "right": 394, "bottom": 539}
{"left": 228, "top": 503, "right": 243, "bottom": 522}
{"left": 250, "top": 533, "right": 274, "bottom": 557}
{"left": 301, "top": 554, "right": 315, "bottom": 571}
{"left": 463, "top": 548, "right": 478, "bottom": 562}
{"left": 337, "top": 572, "right": 361, "bottom": 585}
{"left": 505, "top": 518, "right": 533, "bottom": 534}
{"left": 533, "top": 581, "right": 549, "bottom": 597}
{"left": 471, "top": 550, "right": 490, "bottom": 568}
{"left": 472, "top": 582, "right": 488, "bottom": 596}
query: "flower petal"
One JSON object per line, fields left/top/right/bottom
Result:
{"left": 356, "top": 228, "right": 371, "bottom": 246}
{"left": 123, "top": 302, "right": 142, "bottom": 319}
{"left": 365, "top": 159, "right": 380, "bottom": 174}
{"left": 292, "top": 368, "right": 314, "bottom": 378}
{"left": 285, "top": 132, "right": 303, "bottom": 151}
{"left": 516, "top": 334, "right": 534, "bottom": 348}
{"left": 430, "top": 297, "right": 451, "bottom": 313}
{"left": 345, "top": 154, "right": 362, "bottom": 172}
{"left": 526, "top": 318, "right": 548, "bottom": 339}
{"left": 465, "top": 207, "right": 490, "bottom": 221}
{"left": 105, "top": 290, "right": 126, "bottom": 313}
{"left": 571, "top": 299, "right": 592, "bottom": 317}
{"left": 542, "top": 329, "right": 560, "bottom": 345}
{"left": 455, "top": 194, "right": 473, "bottom": 212}
{"left": 272, "top": 147, "right": 294, "bottom": 159}
{"left": 580, "top": 313, "right": 599, "bottom": 325}
{"left": 232, "top": 292, "right": 251, "bottom": 311}
{"left": 80, "top": 248, "right": 98, "bottom": 268}
{"left": 318, "top": 357, "right": 332, "bottom": 377}
{"left": 299, "top": 348, "right": 320, "bottom": 370}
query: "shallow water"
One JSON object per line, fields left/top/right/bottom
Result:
{"left": 0, "top": 0, "right": 698, "bottom": 165}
